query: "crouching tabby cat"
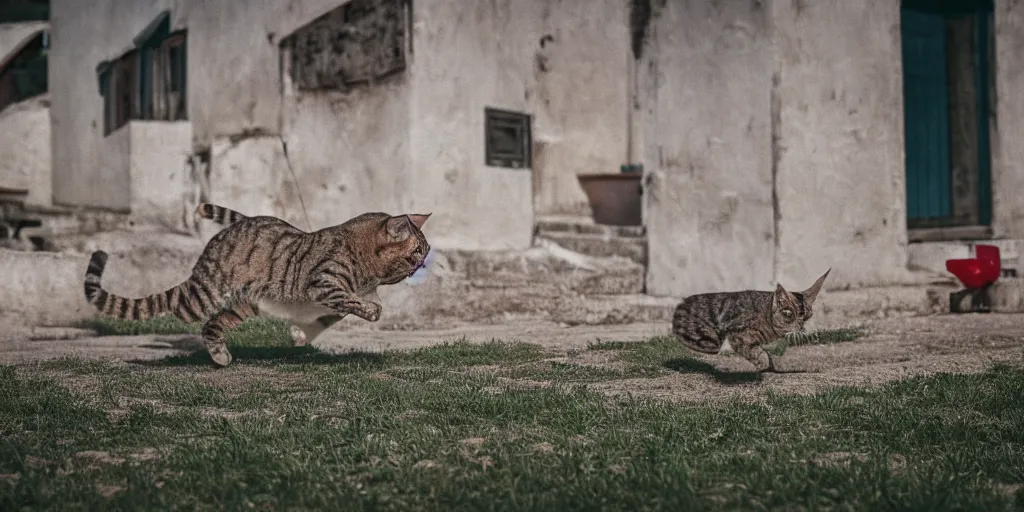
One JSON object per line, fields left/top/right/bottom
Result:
{"left": 83, "top": 204, "right": 431, "bottom": 368}
{"left": 671, "top": 269, "right": 830, "bottom": 373}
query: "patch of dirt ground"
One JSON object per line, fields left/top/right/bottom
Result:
{"left": 593, "top": 314, "right": 1024, "bottom": 403}
{"left": 1, "top": 314, "right": 1022, "bottom": 403}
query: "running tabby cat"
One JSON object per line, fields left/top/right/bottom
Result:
{"left": 83, "top": 204, "right": 431, "bottom": 367}
{"left": 671, "top": 269, "right": 831, "bottom": 372}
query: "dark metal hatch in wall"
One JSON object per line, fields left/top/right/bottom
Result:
{"left": 485, "top": 108, "right": 531, "bottom": 169}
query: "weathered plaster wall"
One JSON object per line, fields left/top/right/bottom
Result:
{"left": 204, "top": 77, "right": 413, "bottom": 234}
{"left": 128, "top": 121, "right": 194, "bottom": 231}
{"left": 409, "top": 0, "right": 629, "bottom": 249}
{"left": 643, "top": 0, "right": 775, "bottom": 296}
{"left": 97, "top": 121, "right": 131, "bottom": 211}
{"left": 280, "top": 78, "right": 413, "bottom": 229}
{"left": 991, "top": 0, "right": 1024, "bottom": 238}
{"left": 49, "top": 0, "right": 183, "bottom": 210}
{"left": 48, "top": 0, "right": 630, "bottom": 250}
{"left": 204, "top": 136, "right": 290, "bottom": 231}
{"left": 183, "top": 0, "right": 350, "bottom": 144}
{"left": 408, "top": 0, "right": 538, "bottom": 250}
{"left": 772, "top": 0, "right": 910, "bottom": 289}
{"left": 528, "top": 0, "right": 631, "bottom": 217}
{"left": 0, "top": 95, "right": 51, "bottom": 207}
{"left": 194, "top": 0, "right": 414, "bottom": 235}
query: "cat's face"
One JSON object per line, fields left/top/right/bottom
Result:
{"left": 771, "top": 286, "right": 806, "bottom": 334}
{"left": 377, "top": 213, "right": 431, "bottom": 284}
{"left": 771, "top": 269, "right": 831, "bottom": 334}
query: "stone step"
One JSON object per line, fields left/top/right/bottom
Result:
{"left": 989, "top": 277, "right": 1024, "bottom": 313}
{"left": 535, "top": 217, "right": 645, "bottom": 238}
{"left": 445, "top": 238, "right": 645, "bottom": 295}
{"left": 535, "top": 232, "right": 647, "bottom": 266}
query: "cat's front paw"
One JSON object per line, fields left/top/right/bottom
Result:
{"left": 290, "top": 325, "right": 309, "bottom": 347}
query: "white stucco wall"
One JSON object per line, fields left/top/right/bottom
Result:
{"left": 771, "top": 0, "right": 911, "bottom": 289}
{"left": 284, "top": 82, "right": 412, "bottom": 228}
{"left": 0, "top": 23, "right": 51, "bottom": 208}
{"left": 528, "top": 0, "right": 631, "bottom": 217}
{"left": 205, "top": 136, "right": 292, "bottom": 229}
{"left": 46, "top": 0, "right": 1024, "bottom": 294}
{"left": 409, "top": 0, "right": 630, "bottom": 249}
{"left": 128, "top": 121, "right": 194, "bottom": 230}
{"left": 182, "top": 0, "right": 344, "bottom": 144}
{"left": 0, "top": 95, "right": 51, "bottom": 207}
{"left": 408, "top": 0, "right": 537, "bottom": 250}
{"left": 97, "top": 122, "right": 131, "bottom": 215}
{"left": 992, "top": 0, "right": 1024, "bottom": 238}
{"left": 216, "top": 74, "right": 413, "bottom": 232}
{"left": 50, "top": 0, "right": 184, "bottom": 210}
{"left": 643, "top": 0, "right": 775, "bottom": 296}
{"left": 193, "top": 2, "right": 415, "bottom": 234}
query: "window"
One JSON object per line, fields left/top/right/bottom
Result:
{"left": 100, "top": 50, "right": 139, "bottom": 135}
{"left": 485, "top": 108, "right": 532, "bottom": 169}
{"left": 285, "top": 0, "right": 408, "bottom": 91}
{"left": 0, "top": 30, "right": 48, "bottom": 113}
{"left": 142, "top": 32, "right": 187, "bottom": 121}
{"left": 98, "top": 23, "right": 187, "bottom": 136}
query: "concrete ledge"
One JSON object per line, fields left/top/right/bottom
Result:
{"left": 991, "top": 278, "right": 1024, "bottom": 313}
{"left": 908, "top": 238, "right": 1023, "bottom": 276}
{"left": 0, "top": 248, "right": 196, "bottom": 326}
{"left": 813, "top": 283, "right": 957, "bottom": 327}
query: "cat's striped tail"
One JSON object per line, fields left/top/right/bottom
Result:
{"left": 195, "top": 203, "right": 248, "bottom": 225}
{"left": 83, "top": 251, "right": 217, "bottom": 323}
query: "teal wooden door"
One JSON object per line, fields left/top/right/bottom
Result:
{"left": 901, "top": 0, "right": 994, "bottom": 228}
{"left": 974, "top": 10, "right": 992, "bottom": 225}
{"left": 901, "top": 9, "right": 953, "bottom": 223}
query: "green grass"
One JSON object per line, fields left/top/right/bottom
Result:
{"left": 2, "top": 353, "right": 1023, "bottom": 510}
{"left": 81, "top": 316, "right": 295, "bottom": 348}
{"left": 500, "top": 361, "right": 663, "bottom": 382}
{"left": 589, "top": 335, "right": 691, "bottom": 367}
{"left": 81, "top": 316, "right": 200, "bottom": 336}
{"left": 15, "top": 321, "right": 1015, "bottom": 509}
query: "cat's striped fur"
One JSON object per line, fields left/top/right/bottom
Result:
{"left": 671, "top": 269, "right": 830, "bottom": 372}
{"left": 84, "top": 203, "right": 431, "bottom": 367}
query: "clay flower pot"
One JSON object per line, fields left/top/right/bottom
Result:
{"left": 576, "top": 171, "right": 643, "bottom": 226}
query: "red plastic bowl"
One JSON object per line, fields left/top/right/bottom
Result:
{"left": 946, "top": 245, "right": 1001, "bottom": 289}
{"left": 946, "top": 259, "right": 988, "bottom": 289}
{"left": 975, "top": 244, "right": 1001, "bottom": 282}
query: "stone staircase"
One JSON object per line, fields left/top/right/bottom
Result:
{"left": 534, "top": 216, "right": 647, "bottom": 266}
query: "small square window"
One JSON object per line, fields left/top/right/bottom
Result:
{"left": 485, "top": 108, "right": 531, "bottom": 169}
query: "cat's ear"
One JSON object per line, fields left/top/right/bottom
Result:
{"left": 408, "top": 213, "right": 431, "bottom": 230}
{"left": 801, "top": 268, "right": 831, "bottom": 305}
{"left": 773, "top": 284, "right": 796, "bottom": 309}
{"left": 385, "top": 215, "right": 414, "bottom": 240}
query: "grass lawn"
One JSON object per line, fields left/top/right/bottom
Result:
{"left": 2, "top": 321, "right": 1022, "bottom": 510}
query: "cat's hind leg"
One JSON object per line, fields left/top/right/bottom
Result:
{"left": 671, "top": 310, "right": 725, "bottom": 354}
{"left": 290, "top": 315, "right": 343, "bottom": 347}
{"left": 201, "top": 303, "right": 259, "bottom": 368}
